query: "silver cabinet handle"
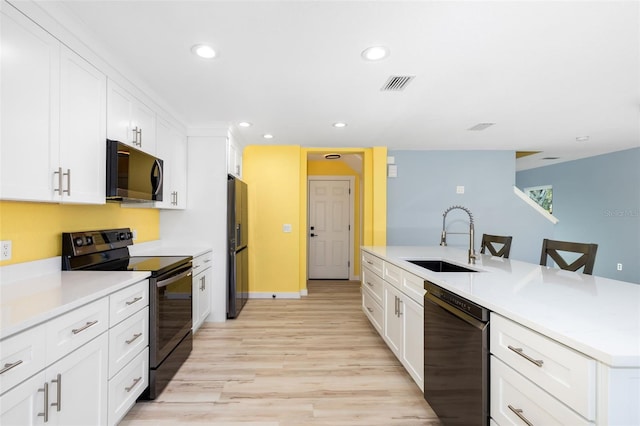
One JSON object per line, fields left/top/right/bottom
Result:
{"left": 72, "top": 320, "right": 98, "bottom": 335}
{"left": 398, "top": 299, "right": 403, "bottom": 317}
{"left": 125, "top": 333, "right": 143, "bottom": 345}
{"left": 51, "top": 373, "right": 61, "bottom": 412}
{"left": 54, "top": 167, "right": 63, "bottom": 194}
{"left": 138, "top": 128, "right": 142, "bottom": 146}
{"left": 63, "top": 169, "right": 70, "bottom": 195}
{"left": 366, "top": 260, "right": 374, "bottom": 265}
{"left": 199, "top": 276, "right": 205, "bottom": 291}
{"left": 204, "top": 259, "right": 212, "bottom": 264}
{"left": 126, "top": 296, "right": 143, "bottom": 306}
{"left": 0, "top": 360, "right": 23, "bottom": 374}
{"left": 366, "top": 281, "right": 374, "bottom": 287}
{"left": 193, "top": 264, "right": 201, "bottom": 270}
{"left": 366, "top": 306, "right": 374, "bottom": 313}
{"left": 125, "top": 376, "right": 142, "bottom": 392}
{"left": 508, "top": 345, "right": 544, "bottom": 367}
{"left": 132, "top": 127, "right": 142, "bottom": 146}
{"left": 508, "top": 405, "right": 534, "bottom": 426}
{"left": 38, "top": 382, "right": 49, "bottom": 422}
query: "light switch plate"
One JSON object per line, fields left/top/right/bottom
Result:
{"left": 283, "top": 224, "right": 292, "bottom": 233}
{"left": 1, "top": 240, "right": 12, "bottom": 260}
{"left": 456, "top": 185, "right": 465, "bottom": 194}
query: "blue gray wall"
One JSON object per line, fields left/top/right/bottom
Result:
{"left": 516, "top": 148, "right": 640, "bottom": 283}
{"left": 387, "top": 150, "right": 555, "bottom": 265}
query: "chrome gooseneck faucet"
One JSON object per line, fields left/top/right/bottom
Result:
{"left": 440, "top": 205, "right": 476, "bottom": 264}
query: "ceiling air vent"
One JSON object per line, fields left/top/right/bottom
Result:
{"left": 468, "top": 123, "right": 495, "bottom": 131}
{"left": 381, "top": 75, "right": 415, "bottom": 91}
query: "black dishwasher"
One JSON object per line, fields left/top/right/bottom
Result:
{"left": 424, "top": 281, "right": 489, "bottom": 426}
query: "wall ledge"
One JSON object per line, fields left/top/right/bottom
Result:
{"left": 513, "top": 186, "right": 559, "bottom": 224}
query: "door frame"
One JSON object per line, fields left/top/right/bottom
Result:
{"left": 307, "top": 175, "right": 356, "bottom": 280}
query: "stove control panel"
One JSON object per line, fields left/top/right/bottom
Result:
{"left": 62, "top": 228, "right": 133, "bottom": 257}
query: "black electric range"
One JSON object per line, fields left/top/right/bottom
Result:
{"left": 62, "top": 228, "right": 193, "bottom": 399}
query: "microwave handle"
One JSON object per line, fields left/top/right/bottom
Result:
{"left": 151, "top": 159, "right": 163, "bottom": 196}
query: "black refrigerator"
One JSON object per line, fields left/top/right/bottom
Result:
{"left": 227, "top": 174, "right": 248, "bottom": 318}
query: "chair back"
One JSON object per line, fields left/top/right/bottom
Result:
{"left": 480, "top": 234, "right": 513, "bottom": 258}
{"left": 539, "top": 239, "right": 598, "bottom": 275}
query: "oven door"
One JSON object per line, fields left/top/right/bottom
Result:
{"left": 150, "top": 264, "right": 193, "bottom": 367}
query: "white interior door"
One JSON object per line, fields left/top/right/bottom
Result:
{"left": 308, "top": 179, "right": 350, "bottom": 279}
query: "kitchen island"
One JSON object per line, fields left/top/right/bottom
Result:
{"left": 361, "top": 245, "right": 640, "bottom": 426}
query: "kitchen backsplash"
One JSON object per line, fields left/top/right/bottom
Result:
{"left": 0, "top": 201, "right": 159, "bottom": 266}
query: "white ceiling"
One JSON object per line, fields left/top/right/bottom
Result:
{"left": 49, "top": 0, "right": 639, "bottom": 170}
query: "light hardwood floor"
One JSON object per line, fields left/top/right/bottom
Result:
{"left": 122, "top": 281, "right": 440, "bottom": 425}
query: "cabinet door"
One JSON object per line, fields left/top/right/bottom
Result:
{"left": 59, "top": 46, "right": 106, "bottom": 204}
{"left": 106, "top": 80, "right": 134, "bottom": 146}
{"left": 383, "top": 283, "right": 403, "bottom": 358}
{"left": 131, "top": 100, "right": 156, "bottom": 154}
{"left": 0, "top": 5, "right": 59, "bottom": 202}
{"left": 0, "top": 371, "right": 46, "bottom": 426}
{"left": 47, "top": 333, "right": 108, "bottom": 426}
{"left": 402, "top": 295, "right": 424, "bottom": 391}
{"left": 155, "top": 119, "right": 187, "bottom": 209}
{"left": 198, "top": 267, "right": 212, "bottom": 326}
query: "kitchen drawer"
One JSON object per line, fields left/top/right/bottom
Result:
{"left": 490, "top": 313, "right": 596, "bottom": 420}
{"left": 109, "top": 279, "right": 149, "bottom": 327}
{"left": 0, "top": 323, "right": 46, "bottom": 395}
{"left": 362, "top": 287, "right": 383, "bottom": 334}
{"left": 108, "top": 307, "right": 149, "bottom": 379}
{"left": 362, "top": 251, "right": 383, "bottom": 278}
{"left": 108, "top": 346, "right": 148, "bottom": 426}
{"left": 192, "top": 251, "right": 212, "bottom": 273}
{"left": 401, "top": 269, "right": 425, "bottom": 305}
{"left": 362, "top": 266, "right": 384, "bottom": 304}
{"left": 383, "top": 261, "right": 402, "bottom": 289}
{"left": 45, "top": 297, "right": 109, "bottom": 365}
{"left": 491, "top": 356, "right": 591, "bottom": 426}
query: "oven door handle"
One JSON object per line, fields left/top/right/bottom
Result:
{"left": 156, "top": 267, "right": 192, "bottom": 288}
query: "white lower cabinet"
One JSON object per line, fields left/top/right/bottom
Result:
{"left": 0, "top": 333, "right": 108, "bottom": 426}
{"left": 192, "top": 251, "right": 213, "bottom": 332}
{"left": 361, "top": 249, "right": 424, "bottom": 392}
{"left": 0, "top": 278, "right": 149, "bottom": 426}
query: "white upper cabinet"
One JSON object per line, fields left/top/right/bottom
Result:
{"left": 227, "top": 134, "right": 243, "bottom": 178}
{"left": 155, "top": 118, "right": 187, "bottom": 209}
{"left": 59, "top": 46, "right": 106, "bottom": 204}
{"left": 107, "top": 79, "right": 157, "bottom": 155}
{"left": 0, "top": 4, "right": 106, "bottom": 204}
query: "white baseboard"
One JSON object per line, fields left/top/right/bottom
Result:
{"left": 249, "top": 292, "right": 302, "bottom": 299}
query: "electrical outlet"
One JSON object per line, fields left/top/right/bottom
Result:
{"left": 1, "top": 240, "right": 12, "bottom": 260}
{"left": 617, "top": 263, "right": 623, "bottom": 271}
{"left": 132, "top": 229, "right": 138, "bottom": 240}
{"left": 456, "top": 186, "right": 465, "bottom": 194}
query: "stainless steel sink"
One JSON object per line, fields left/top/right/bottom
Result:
{"left": 406, "top": 259, "right": 478, "bottom": 273}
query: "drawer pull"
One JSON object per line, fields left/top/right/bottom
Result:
{"left": 125, "top": 333, "right": 143, "bottom": 345}
{"left": 126, "top": 296, "right": 143, "bottom": 305}
{"left": 508, "top": 345, "right": 544, "bottom": 367}
{"left": 366, "top": 281, "right": 374, "bottom": 287}
{"left": 204, "top": 259, "right": 212, "bottom": 263}
{"left": 125, "top": 376, "right": 142, "bottom": 392}
{"left": 366, "top": 260, "right": 374, "bottom": 265}
{"left": 366, "top": 306, "right": 374, "bottom": 313}
{"left": 0, "top": 359, "right": 23, "bottom": 374}
{"left": 193, "top": 264, "right": 201, "bottom": 269}
{"left": 508, "top": 404, "right": 534, "bottom": 426}
{"left": 72, "top": 320, "right": 98, "bottom": 335}
{"left": 38, "top": 382, "right": 49, "bottom": 422}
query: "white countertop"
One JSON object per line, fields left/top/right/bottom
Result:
{"left": 0, "top": 270, "right": 150, "bottom": 340}
{"left": 128, "top": 240, "right": 212, "bottom": 258}
{"left": 362, "top": 245, "right": 640, "bottom": 368}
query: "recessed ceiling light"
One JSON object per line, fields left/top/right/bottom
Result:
{"left": 361, "top": 46, "right": 389, "bottom": 61}
{"left": 333, "top": 122, "right": 347, "bottom": 128}
{"left": 191, "top": 44, "right": 216, "bottom": 59}
{"left": 576, "top": 136, "right": 590, "bottom": 142}
{"left": 238, "top": 121, "right": 252, "bottom": 128}
{"left": 324, "top": 153, "right": 341, "bottom": 160}
{"left": 263, "top": 134, "right": 274, "bottom": 139}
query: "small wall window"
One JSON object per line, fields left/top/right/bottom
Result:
{"left": 524, "top": 185, "right": 553, "bottom": 214}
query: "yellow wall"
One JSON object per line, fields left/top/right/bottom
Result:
{"left": 242, "top": 145, "right": 386, "bottom": 295}
{"left": 0, "top": 201, "right": 159, "bottom": 266}
{"left": 242, "top": 145, "right": 302, "bottom": 294}
{"left": 307, "top": 159, "right": 362, "bottom": 278}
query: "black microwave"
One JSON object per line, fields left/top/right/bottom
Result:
{"left": 106, "top": 139, "right": 163, "bottom": 202}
